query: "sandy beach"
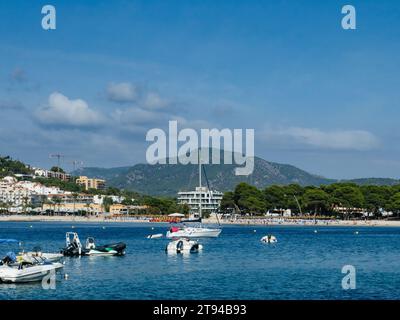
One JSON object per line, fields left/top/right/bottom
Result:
{"left": 0, "top": 215, "right": 400, "bottom": 227}
{"left": 215, "top": 218, "right": 400, "bottom": 227}
{"left": 0, "top": 215, "right": 150, "bottom": 223}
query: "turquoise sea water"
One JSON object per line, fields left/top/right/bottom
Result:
{"left": 0, "top": 221, "right": 399, "bottom": 300}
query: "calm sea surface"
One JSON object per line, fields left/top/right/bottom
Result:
{"left": 0, "top": 221, "right": 399, "bottom": 300}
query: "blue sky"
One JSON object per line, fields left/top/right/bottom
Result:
{"left": 1, "top": 0, "right": 400, "bottom": 179}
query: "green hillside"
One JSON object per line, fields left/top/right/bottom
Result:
{"left": 0, "top": 156, "right": 33, "bottom": 178}
{"left": 74, "top": 156, "right": 336, "bottom": 196}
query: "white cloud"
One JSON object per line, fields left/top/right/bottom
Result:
{"left": 111, "top": 104, "right": 214, "bottom": 136}
{"left": 105, "top": 81, "right": 214, "bottom": 135}
{"left": 107, "top": 82, "right": 138, "bottom": 103}
{"left": 263, "top": 126, "right": 379, "bottom": 151}
{"left": 144, "top": 92, "right": 169, "bottom": 110}
{"left": 36, "top": 92, "right": 103, "bottom": 127}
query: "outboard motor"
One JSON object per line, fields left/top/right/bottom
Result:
{"left": 191, "top": 243, "right": 199, "bottom": 253}
{"left": 85, "top": 237, "right": 96, "bottom": 250}
{"left": 176, "top": 240, "right": 184, "bottom": 253}
{"left": 61, "top": 232, "right": 84, "bottom": 256}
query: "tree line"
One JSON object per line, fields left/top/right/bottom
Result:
{"left": 0, "top": 156, "right": 33, "bottom": 178}
{"left": 220, "top": 182, "right": 400, "bottom": 218}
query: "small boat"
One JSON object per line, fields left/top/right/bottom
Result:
{"left": 61, "top": 232, "right": 126, "bottom": 256}
{"left": 147, "top": 233, "right": 163, "bottom": 239}
{"left": 19, "top": 246, "right": 63, "bottom": 262}
{"left": 166, "top": 226, "right": 221, "bottom": 238}
{"left": 19, "top": 252, "right": 63, "bottom": 263}
{"left": 85, "top": 237, "right": 126, "bottom": 256}
{"left": 260, "top": 235, "right": 277, "bottom": 244}
{"left": 0, "top": 252, "right": 63, "bottom": 283}
{"left": 166, "top": 238, "right": 203, "bottom": 254}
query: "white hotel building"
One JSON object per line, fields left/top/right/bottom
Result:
{"left": 0, "top": 177, "right": 37, "bottom": 207}
{"left": 0, "top": 176, "right": 61, "bottom": 208}
{"left": 177, "top": 186, "right": 223, "bottom": 217}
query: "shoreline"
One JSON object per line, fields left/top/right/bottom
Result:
{"left": 216, "top": 219, "right": 400, "bottom": 227}
{"left": 0, "top": 215, "right": 400, "bottom": 227}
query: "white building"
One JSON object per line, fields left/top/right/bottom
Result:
{"left": 93, "top": 195, "right": 125, "bottom": 205}
{"left": 0, "top": 177, "right": 38, "bottom": 207}
{"left": 33, "top": 168, "right": 71, "bottom": 181}
{"left": 177, "top": 186, "right": 223, "bottom": 217}
{"left": 0, "top": 176, "right": 64, "bottom": 210}
{"left": 16, "top": 180, "right": 62, "bottom": 195}
{"left": 0, "top": 175, "right": 126, "bottom": 214}
{"left": 266, "top": 209, "right": 292, "bottom": 217}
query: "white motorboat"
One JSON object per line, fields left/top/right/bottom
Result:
{"left": 19, "top": 246, "right": 63, "bottom": 262}
{"left": 166, "top": 238, "right": 203, "bottom": 254}
{"left": 260, "top": 235, "right": 277, "bottom": 243}
{"left": 166, "top": 226, "right": 221, "bottom": 238}
{"left": 20, "top": 252, "right": 63, "bottom": 263}
{"left": 147, "top": 233, "right": 163, "bottom": 239}
{"left": 0, "top": 263, "right": 64, "bottom": 283}
{"left": 166, "top": 152, "right": 222, "bottom": 239}
{"left": 0, "top": 252, "right": 63, "bottom": 283}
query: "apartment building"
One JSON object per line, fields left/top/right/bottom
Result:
{"left": 0, "top": 176, "right": 38, "bottom": 207}
{"left": 76, "top": 176, "right": 106, "bottom": 190}
{"left": 177, "top": 186, "right": 223, "bottom": 217}
{"left": 34, "top": 168, "right": 71, "bottom": 181}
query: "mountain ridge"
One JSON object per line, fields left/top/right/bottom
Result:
{"left": 73, "top": 156, "right": 400, "bottom": 196}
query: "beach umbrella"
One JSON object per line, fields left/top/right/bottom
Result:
{"left": 168, "top": 213, "right": 185, "bottom": 217}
